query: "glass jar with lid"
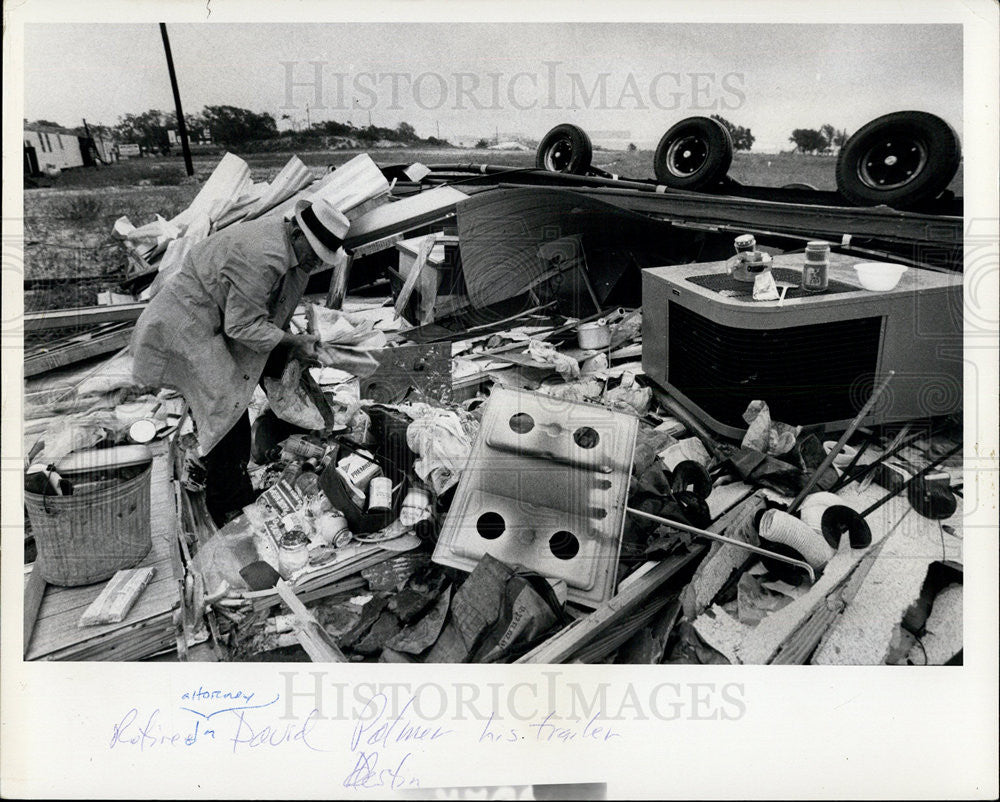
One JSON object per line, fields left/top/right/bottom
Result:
{"left": 802, "top": 241, "right": 830, "bottom": 292}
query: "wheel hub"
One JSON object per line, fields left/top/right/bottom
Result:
{"left": 858, "top": 137, "right": 928, "bottom": 190}
{"left": 544, "top": 138, "right": 575, "bottom": 172}
{"left": 666, "top": 135, "right": 709, "bottom": 177}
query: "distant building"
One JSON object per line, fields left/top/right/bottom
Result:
{"left": 23, "top": 120, "right": 118, "bottom": 176}
{"left": 24, "top": 122, "right": 84, "bottom": 173}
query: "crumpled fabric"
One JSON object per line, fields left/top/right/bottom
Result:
{"left": 78, "top": 350, "right": 138, "bottom": 395}
{"left": 741, "top": 400, "right": 800, "bottom": 456}
{"left": 38, "top": 413, "right": 117, "bottom": 464}
{"left": 404, "top": 405, "right": 478, "bottom": 494}
{"left": 526, "top": 340, "right": 580, "bottom": 380}
{"left": 629, "top": 462, "right": 712, "bottom": 536}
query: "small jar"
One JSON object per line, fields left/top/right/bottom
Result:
{"left": 727, "top": 234, "right": 757, "bottom": 282}
{"left": 278, "top": 529, "right": 310, "bottom": 578}
{"left": 802, "top": 241, "right": 830, "bottom": 292}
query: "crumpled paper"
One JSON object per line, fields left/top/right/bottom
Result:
{"left": 741, "top": 400, "right": 800, "bottom": 456}
{"left": 307, "top": 304, "right": 386, "bottom": 379}
{"left": 752, "top": 270, "right": 779, "bottom": 301}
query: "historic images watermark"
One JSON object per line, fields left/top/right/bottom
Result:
{"left": 280, "top": 61, "right": 747, "bottom": 114}
{"left": 277, "top": 671, "right": 749, "bottom": 723}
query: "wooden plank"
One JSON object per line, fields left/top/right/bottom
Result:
{"left": 275, "top": 579, "right": 348, "bottom": 662}
{"left": 25, "top": 302, "right": 147, "bottom": 332}
{"left": 23, "top": 567, "right": 47, "bottom": 657}
{"left": 516, "top": 547, "right": 707, "bottom": 664}
{"left": 24, "top": 328, "right": 134, "bottom": 377}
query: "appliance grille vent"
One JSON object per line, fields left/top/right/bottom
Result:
{"left": 668, "top": 302, "right": 882, "bottom": 427}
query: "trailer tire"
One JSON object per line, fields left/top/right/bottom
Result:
{"left": 535, "top": 124, "right": 593, "bottom": 174}
{"left": 653, "top": 116, "right": 734, "bottom": 189}
{"left": 835, "top": 111, "right": 961, "bottom": 209}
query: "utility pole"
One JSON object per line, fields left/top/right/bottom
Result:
{"left": 159, "top": 23, "right": 194, "bottom": 176}
{"left": 306, "top": 103, "right": 311, "bottom": 129}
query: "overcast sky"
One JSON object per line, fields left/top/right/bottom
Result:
{"left": 23, "top": 23, "right": 962, "bottom": 151}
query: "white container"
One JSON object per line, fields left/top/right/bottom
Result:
{"left": 854, "top": 262, "right": 907, "bottom": 292}
{"left": 577, "top": 320, "right": 612, "bottom": 350}
{"left": 823, "top": 441, "right": 859, "bottom": 469}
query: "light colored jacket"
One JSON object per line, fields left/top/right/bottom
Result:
{"left": 131, "top": 215, "right": 309, "bottom": 453}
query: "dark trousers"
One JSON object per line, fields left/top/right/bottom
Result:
{"left": 203, "top": 409, "right": 255, "bottom": 527}
{"left": 203, "top": 345, "right": 295, "bottom": 527}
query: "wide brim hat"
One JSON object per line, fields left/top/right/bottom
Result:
{"left": 293, "top": 199, "right": 350, "bottom": 264}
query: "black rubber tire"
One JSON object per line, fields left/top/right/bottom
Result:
{"left": 835, "top": 111, "right": 961, "bottom": 209}
{"left": 535, "top": 124, "right": 593, "bottom": 174}
{"left": 653, "top": 116, "right": 734, "bottom": 189}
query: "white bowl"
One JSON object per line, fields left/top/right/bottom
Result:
{"left": 854, "top": 262, "right": 907, "bottom": 291}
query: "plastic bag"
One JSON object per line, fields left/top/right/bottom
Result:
{"left": 262, "top": 359, "right": 325, "bottom": 429}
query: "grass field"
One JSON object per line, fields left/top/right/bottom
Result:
{"left": 22, "top": 146, "right": 963, "bottom": 307}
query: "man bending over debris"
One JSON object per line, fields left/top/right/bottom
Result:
{"left": 131, "top": 198, "right": 350, "bottom": 526}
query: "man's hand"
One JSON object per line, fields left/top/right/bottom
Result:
{"left": 283, "top": 332, "right": 320, "bottom": 361}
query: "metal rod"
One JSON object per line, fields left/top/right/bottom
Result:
{"left": 626, "top": 507, "right": 816, "bottom": 583}
{"left": 787, "top": 371, "right": 895, "bottom": 514}
{"left": 836, "top": 425, "right": 925, "bottom": 492}
{"left": 833, "top": 429, "right": 874, "bottom": 489}
{"left": 859, "top": 442, "right": 961, "bottom": 518}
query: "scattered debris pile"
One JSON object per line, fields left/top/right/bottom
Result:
{"left": 23, "top": 151, "right": 964, "bottom": 665}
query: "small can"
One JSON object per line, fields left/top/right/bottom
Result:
{"left": 330, "top": 514, "right": 354, "bottom": 548}
{"left": 281, "top": 434, "right": 326, "bottom": 461}
{"left": 399, "top": 486, "right": 432, "bottom": 527}
{"left": 367, "top": 476, "right": 393, "bottom": 512}
{"left": 278, "top": 529, "right": 310, "bottom": 578}
{"left": 294, "top": 469, "right": 321, "bottom": 498}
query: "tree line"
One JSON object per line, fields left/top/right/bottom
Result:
{"left": 788, "top": 124, "right": 849, "bottom": 154}
{"left": 109, "top": 106, "right": 448, "bottom": 153}
{"left": 29, "top": 109, "right": 851, "bottom": 156}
